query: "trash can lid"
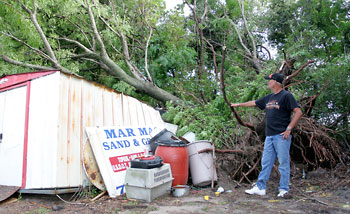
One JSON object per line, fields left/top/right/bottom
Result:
{"left": 149, "top": 129, "right": 168, "bottom": 143}
{"left": 158, "top": 140, "right": 187, "bottom": 147}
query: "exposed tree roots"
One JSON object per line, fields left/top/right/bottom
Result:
{"left": 292, "top": 117, "right": 348, "bottom": 169}
{"left": 216, "top": 117, "right": 350, "bottom": 184}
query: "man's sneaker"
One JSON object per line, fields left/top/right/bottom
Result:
{"left": 245, "top": 185, "right": 266, "bottom": 196}
{"left": 277, "top": 189, "right": 288, "bottom": 197}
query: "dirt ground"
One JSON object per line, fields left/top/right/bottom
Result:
{"left": 1, "top": 167, "right": 349, "bottom": 214}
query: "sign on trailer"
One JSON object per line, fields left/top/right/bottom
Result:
{"left": 85, "top": 126, "right": 163, "bottom": 197}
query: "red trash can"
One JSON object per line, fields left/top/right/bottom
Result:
{"left": 155, "top": 141, "right": 188, "bottom": 186}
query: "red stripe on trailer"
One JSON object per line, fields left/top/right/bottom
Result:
{"left": 0, "top": 82, "right": 27, "bottom": 92}
{"left": 21, "top": 81, "right": 31, "bottom": 189}
{"left": 0, "top": 70, "right": 58, "bottom": 91}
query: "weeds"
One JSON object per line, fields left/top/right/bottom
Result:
{"left": 25, "top": 207, "right": 51, "bottom": 214}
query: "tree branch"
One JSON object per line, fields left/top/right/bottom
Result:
{"left": 175, "top": 85, "right": 204, "bottom": 105}
{"left": 99, "top": 16, "right": 120, "bottom": 37}
{"left": 17, "top": 0, "right": 32, "bottom": 14}
{"left": 283, "top": 60, "right": 315, "bottom": 84}
{"left": 86, "top": 1, "right": 107, "bottom": 57}
{"left": 226, "top": 8, "right": 262, "bottom": 74}
{"left": 1, "top": 54, "right": 55, "bottom": 70}
{"left": 191, "top": 0, "right": 208, "bottom": 104}
{"left": 0, "top": 0, "right": 27, "bottom": 17}
{"left": 144, "top": 27, "right": 153, "bottom": 83}
{"left": 227, "top": 17, "right": 251, "bottom": 56}
{"left": 1, "top": 31, "right": 51, "bottom": 60}
{"left": 80, "top": 57, "right": 115, "bottom": 73}
{"left": 220, "top": 45, "right": 255, "bottom": 130}
{"left": 203, "top": 37, "right": 219, "bottom": 83}
{"left": 238, "top": 0, "right": 257, "bottom": 58}
{"left": 62, "top": 16, "right": 93, "bottom": 49}
{"left": 18, "top": 0, "right": 59, "bottom": 67}
{"left": 107, "top": 1, "right": 145, "bottom": 81}
{"left": 200, "top": 0, "right": 208, "bottom": 23}
{"left": 138, "top": 1, "right": 154, "bottom": 83}
{"left": 57, "top": 37, "right": 93, "bottom": 54}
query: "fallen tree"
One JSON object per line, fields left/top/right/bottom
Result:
{"left": 0, "top": 0, "right": 180, "bottom": 103}
{"left": 219, "top": 50, "right": 349, "bottom": 184}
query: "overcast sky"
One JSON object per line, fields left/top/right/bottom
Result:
{"left": 165, "top": 0, "right": 182, "bottom": 11}
{"left": 165, "top": 0, "right": 191, "bottom": 15}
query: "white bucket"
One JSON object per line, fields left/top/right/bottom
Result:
{"left": 187, "top": 141, "right": 217, "bottom": 186}
{"left": 182, "top": 132, "right": 196, "bottom": 143}
{"left": 172, "top": 185, "right": 190, "bottom": 197}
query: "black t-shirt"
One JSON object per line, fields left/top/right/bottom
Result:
{"left": 255, "top": 90, "right": 299, "bottom": 136}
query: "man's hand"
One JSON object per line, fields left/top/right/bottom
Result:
{"left": 281, "top": 107, "right": 302, "bottom": 140}
{"left": 281, "top": 127, "right": 292, "bottom": 139}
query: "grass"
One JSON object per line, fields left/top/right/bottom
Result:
{"left": 25, "top": 207, "right": 51, "bottom": 214}
{"left": 77, "top": 186, "right": 103, "bottom": 199}
{"left": 201, "top": 206, "right": 210, "bottom": 212}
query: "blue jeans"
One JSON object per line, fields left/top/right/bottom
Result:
{"left": 256, "top": 134, "right": 292, "bottom": 191}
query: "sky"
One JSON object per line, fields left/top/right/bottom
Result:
{"left": 165, "top": 0, "right": 191, "bottom": 15}
{"left": 165, "top": 0, "right": 182, "bottom": 11}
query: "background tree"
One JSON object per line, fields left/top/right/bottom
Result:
{"left": 163, "top": 0, "right": 349, "bottom": 179}
{"left": 0, "top": 0, "right": 187, "bottom": 103}
{"left": 1, "top": 0, "right": 349, "bottom": 177}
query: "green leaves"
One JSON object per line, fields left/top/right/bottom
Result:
{"left": 163, "top": 97, "right": 242, "bottom": 148}
{"left": 0, "top": 0, "right": 349, "bottom": 144}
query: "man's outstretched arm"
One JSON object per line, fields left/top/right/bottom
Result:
{"left": 231, "top": 100, "right": 256, "bottom": 108}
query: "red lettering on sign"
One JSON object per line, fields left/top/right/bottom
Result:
{"left": 109, "top": 152, "right": 144, "bottom": 172}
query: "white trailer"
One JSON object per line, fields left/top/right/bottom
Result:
{"left": 0, "top": 70, "right": 164, "bottom": 194}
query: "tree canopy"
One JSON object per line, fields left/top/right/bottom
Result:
{"left": 1, "top": 0, "right": 349, "bottom": 150}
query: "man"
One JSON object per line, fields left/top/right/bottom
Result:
{"left": 231, "top": 73, "right": 303, "bottom": 197}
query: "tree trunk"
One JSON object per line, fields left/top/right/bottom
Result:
{"left": 98, "top": 56, "right": 181, "bottom": 103}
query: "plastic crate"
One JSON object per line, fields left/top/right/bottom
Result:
{"left": 125, "top": 163, "right": 173, "bottom": 202}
